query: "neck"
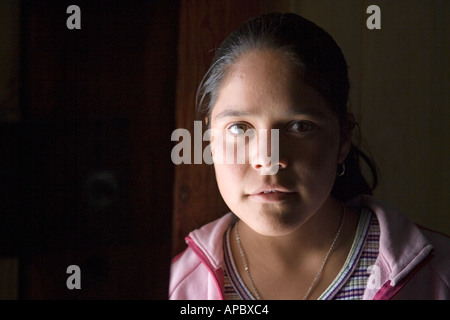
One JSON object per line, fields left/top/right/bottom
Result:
{"left": 230, "top": 197, "right": 359, "bottom": 299}
{"left": 242, "top": 198, "right": 343, "bottom": 257}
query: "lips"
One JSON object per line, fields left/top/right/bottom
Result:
{"left": 248, "top": 185, "right": 297, "bottom": 202}
{"left": 250, "top": 184, "right": 295, "bottom": 195}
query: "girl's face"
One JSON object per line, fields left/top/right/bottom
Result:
{"left": 210, "top": 49, "right": 351, "bottom": 236}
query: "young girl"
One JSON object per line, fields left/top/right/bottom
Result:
{"left": 169, "top": 13, "right": 449, "bottom": 300}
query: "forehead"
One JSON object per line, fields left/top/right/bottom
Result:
{"left": 226, "top": 49, "right": 299, "bottom": 90}
{"left": 212, "top": 49, "right": 332, "bottom": 121}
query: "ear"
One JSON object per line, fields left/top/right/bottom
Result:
{"left": 338, "top": 113, "right": 355, "bottom": 163}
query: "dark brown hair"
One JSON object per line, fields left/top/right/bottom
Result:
{"left": 196, "top": 12, "right": 378, "bottom": 201}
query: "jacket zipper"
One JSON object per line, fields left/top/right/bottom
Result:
{"left": 185, "top": 236, "right": 224, "bottom": 299}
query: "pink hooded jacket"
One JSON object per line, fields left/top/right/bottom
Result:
{"left": 169, "top": 195, "right": 450, "bottom": 300}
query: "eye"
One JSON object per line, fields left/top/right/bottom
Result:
{"left": 287, "top": 121, "right": 314, "bottom": 133}
{"left": 227, "top": 122, "right": 250, "bottom": 135}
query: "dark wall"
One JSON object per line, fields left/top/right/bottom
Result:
{"left": 0, "top": 0, "right": 179, "bottom": 299}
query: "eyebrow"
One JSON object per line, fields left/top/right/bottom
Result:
{"left": 213, "top": 110, "right": 253, "bottom": 121}
{"left": 213, "top": 108, "right": 329, "bottom": 121}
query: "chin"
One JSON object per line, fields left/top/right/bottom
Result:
{"left": 242, "top": 207, "right": 307, "bottom": 237}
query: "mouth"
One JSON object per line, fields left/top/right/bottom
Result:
{"left": 248, "top": 186, "right": 297, "bottom": 203}
{"left": 260, "top": 190, "right": 287, "bottom": 194}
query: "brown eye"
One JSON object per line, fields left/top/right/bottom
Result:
{"left": 288, "top": 121, "right": 314, "bottom": 133}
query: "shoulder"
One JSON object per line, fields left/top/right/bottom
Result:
{"left": 418, "top": 226, "right": 450, "bottom": 286}
{"left": 395, "top": 228, "right": 450, "bottom": 299}
{"left": 169, "top": 212, "right": 235, "bottom": 299}
{"left": 169, "top": 247, "right": 205, "bottom": 299}
{"left": 350, "top": 195, "right": 450, "bottom": 298}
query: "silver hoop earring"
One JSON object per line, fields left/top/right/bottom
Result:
{"left": 337, "top": 163, "right": 345, "bottom": 177}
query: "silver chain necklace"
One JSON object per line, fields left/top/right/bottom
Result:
{"left": 234, "top": 206, "right": 346, "bottom": 300}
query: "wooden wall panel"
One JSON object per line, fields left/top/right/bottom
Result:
{"left": 16, "top": 0, "right": 179, "bottom": 299}
{"left": 0, "top": 0, "right": 21, "bottom": 122}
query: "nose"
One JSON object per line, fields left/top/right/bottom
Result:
{"left": 250, "top": 128, "right": 287, "bottom": 175}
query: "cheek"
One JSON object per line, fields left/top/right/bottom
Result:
{"left": 211, "top": 131, "right": 245, "bottom": 203}
{"left": 308, "top": 141, "right": 339, "bottom": 170}
{"left": 213, "top": 163, "right": 245, "bottom": 201}
{"left": 290, "top": 134, "right": 340, "bottom": 184}
{"left": 211, "top": 131, "right": 251, "bottom": 166}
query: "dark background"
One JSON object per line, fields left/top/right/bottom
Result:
{"left": 0, "top": 0, "right": 179, "bottom": 299}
